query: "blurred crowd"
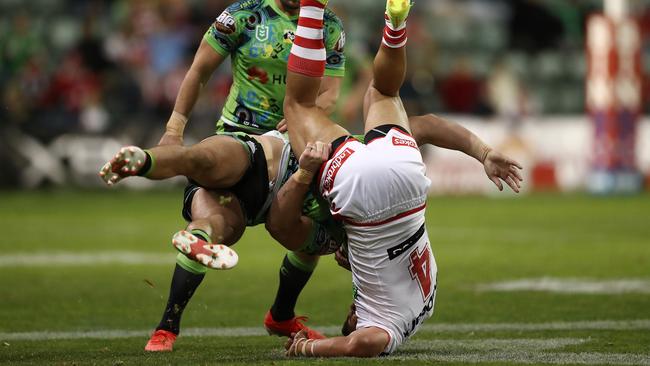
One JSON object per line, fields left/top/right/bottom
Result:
{"left": 1, "top": 0, "right": 649, "bottom": 145}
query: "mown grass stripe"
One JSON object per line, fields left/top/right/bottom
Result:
{"left": 478, "top": 277, "right": 650, "bottom": 294}
{"left": 2, "top": 320, "right": 649, "bottom": 341}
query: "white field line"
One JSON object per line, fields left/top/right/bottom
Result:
{"left": 1, "top": 319, "right": 650, "bottom": 342}
{"left": 477, "top": 277, "right": 650, "bottom": 294}
{"left": 0, "top": 252, "right": 175, "bottom": 267}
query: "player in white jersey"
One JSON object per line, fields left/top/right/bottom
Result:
{"left": 279, "top": 0, "right": 522, "bottom": 357}
{"left": 317, "top": 127, "right": 435, "bottom": 354}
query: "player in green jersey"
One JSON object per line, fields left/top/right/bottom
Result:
{"left": 147, "top": 0, "right": 346, "bottom": 352}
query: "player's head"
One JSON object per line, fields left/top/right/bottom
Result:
{"left": 279, "top": 0, "right": 300, "bottom": 11}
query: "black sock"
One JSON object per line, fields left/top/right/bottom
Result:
{"left": 270, "top": 254, "right": 314, "bottom": 321}
{"left": 137, "top": 151, "right": 153, "bottom": 176}
{"left": 156, "top": 263, "right": 205, "bottom": 334}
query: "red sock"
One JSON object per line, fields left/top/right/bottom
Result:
{"left": 288, "top": 0, "right": 326, "bottom": 77}
{"left": 382, "top": 14, "right": 407, "bottom": 48}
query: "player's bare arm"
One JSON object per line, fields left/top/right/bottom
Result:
{"left": 160, "top": 40, "right": 226, "bottom": 146}
{"left": 266, "top": 141, "right": 330, "bottom": 250}
{"left": 409, "top": 114, "right": 523, "bottom": 192}
{"left": 286, "top": 327, "right": 389, "bottom": 358}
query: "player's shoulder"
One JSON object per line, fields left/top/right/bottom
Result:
{"left": 324, "top": 8, "right": 344, "bottom": 28}
{"left": 224, "top": 0, "right": 266, "bottom": 13}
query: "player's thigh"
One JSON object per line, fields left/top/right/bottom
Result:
{"left": 363, "top": 84, "right": 410, "bottom": 134}
{"left": 188, "top": 188, "right": 246, "bottom": 246}
{"left": 284, "top": 97, "right": 348, "bottom": 155}
{"left": 188, "top": 135, "right": 250, "bottom": 188}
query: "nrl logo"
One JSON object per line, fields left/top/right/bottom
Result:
{"left": 255, "top": 24, "right": 270, "bottom": 42}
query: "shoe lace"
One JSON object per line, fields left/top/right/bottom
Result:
{"left": 291, "top": 316, "right": 310, "bottom": 330}
{"left": 151, "top": 331, "right": 172, "bottom": 343}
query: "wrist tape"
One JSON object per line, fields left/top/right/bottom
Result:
{"left": 166, "top": 111, "right": 188, "bottom": 137}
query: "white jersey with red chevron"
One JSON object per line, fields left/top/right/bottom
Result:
{"left": 316, "top": 127, "right": 436, "bottom": 353}
{"left": 317, "top": 127, "right": 430, "bottom": 225}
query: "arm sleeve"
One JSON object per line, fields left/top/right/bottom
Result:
{"left": 203, "top": 4, "right": 244, "bottom": 57}
{"left": 323, "top": 10, "right": 346, "bottom": 78}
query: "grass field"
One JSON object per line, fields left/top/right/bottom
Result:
{"left": 0, "top": 190, "right": 649, "bottom": 365}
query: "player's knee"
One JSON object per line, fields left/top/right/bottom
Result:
{"left": 264, "top": 219, "right": 283, "bottom": 240}
{"left": 264, "top": 220, "right": 299, "bottom": 250}
{"left": 344, "top": 335, "right": 385, "bottom": 358}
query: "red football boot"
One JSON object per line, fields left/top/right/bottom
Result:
{"left": 172, "top": 230, "right": 238, "bottom": 270}
{"left": 144, "top": 329, "right": 177, "bottom": 352}
{"left": 264, "top": 310, "right": 326, "bottom": 339}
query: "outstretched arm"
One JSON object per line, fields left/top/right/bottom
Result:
{"left": 409, "top": 114, "right": 523, "bottom": 192}
{"left": 266, "top": 142, "right": 330, "bottom": 251}
{"left": 286, "top": 327, "right": 389, "bottom": 358}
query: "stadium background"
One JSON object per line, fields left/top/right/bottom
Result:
{"left": 1, "top": 0, "right": 650, "bottom": 365}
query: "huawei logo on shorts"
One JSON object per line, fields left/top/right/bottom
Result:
{"left": 322, "top": 147, "right": 354, "bottom": 192}
{"left": 392, "top": 136, "right": 417, "bottom": 149}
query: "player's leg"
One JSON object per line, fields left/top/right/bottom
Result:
{"left": 363, "top": 0, "right": 412, "bottom": 134}
{"left": 100, "top": 135, "right": 250, "bottom": 188}
{"left": 265, "top": 251, "right": 324, "bottom": 339}
{"left": 146, "top": 189, "right": 245, "bottom": 352}
{"left": 284, "top": 0, "right": 349, "bottom": 156}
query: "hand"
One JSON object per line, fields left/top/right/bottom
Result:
{"left": 299, "top": 141, "right": 330, "bottom": 173}
{"left": 483, "top": 150, "right": 523, "bottom": 193}
{"left": 276, "top": 119, "right": 288, "bottom": 133}
{"left": 341, "top": 303, "right": 357, "bottom": 336}
{"left": 334, "top": 246, "right": 351, "bottom": 272}
{"left": 158, "top": 132, "right": 183, "bottom": 146}
{"left": 285, "top": 329, "right": 309, "bottom": 356}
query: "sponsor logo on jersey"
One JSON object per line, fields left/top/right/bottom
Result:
{"left": 392, "top": 136, "right": 418, "bottom": 149}
{"left": 283, "top": 30, "right": 295, "bottom": 43}
{"left": 386, "top": 223, "right": 425, "bottom": 260}
{"left": 256, "top": 24, "right": 270, "bottom": 42}
{"left": 271, "top": 74, "right": 286, "bottom": 85}
{"left": 322, "top": 147, "right": 354, "bottom": 192}
{"left": 403, "top": 293, "right": 435, "bottom": 338}
{"left": 335, "top": 31, "right": 346, "bottom": 52}
{"left": 214, "top": 11, "right": 236, "bottom": 34}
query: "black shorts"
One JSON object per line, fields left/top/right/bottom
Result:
{"left": 182, "top": 133, "right": 270, "bottom": 226}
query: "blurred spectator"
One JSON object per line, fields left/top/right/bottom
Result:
{"left": 438, "top": 57, "right": 487, "bottom": 114}
{"left": 0, "top": 0, "right": 646, "bottom": 146}
{"left": 486, "top": 59, "right": 529, "bottom": 126}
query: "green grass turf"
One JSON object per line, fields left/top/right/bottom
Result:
{"left": 0, "top": 190, "right": 649, "bottom": 365}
